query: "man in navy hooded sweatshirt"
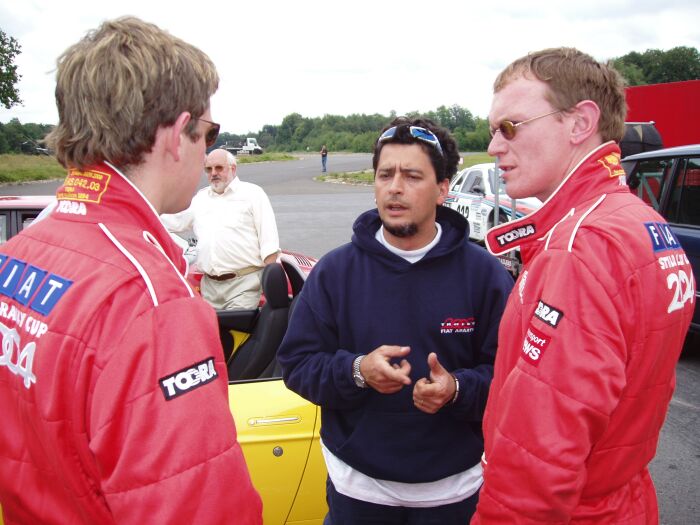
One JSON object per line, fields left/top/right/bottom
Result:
{"left": 277, "top": 117, "right": 513, "bottom": 524}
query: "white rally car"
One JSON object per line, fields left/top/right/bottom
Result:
{"left": 444, "top": 163, "right": 542, "bottom": 243}
{"left": 444, "top": 163, "right": 542, "bottom": 277}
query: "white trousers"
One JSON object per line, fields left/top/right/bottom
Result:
{"left": 201, "top": 270, "right": 263, "bottom": 310}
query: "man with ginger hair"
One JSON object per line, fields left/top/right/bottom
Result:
{"left": 471, "top": 48, "right": 693, "bottom": 524}
{"left": 0, "top": 17, "right": 262, "bottom": 524}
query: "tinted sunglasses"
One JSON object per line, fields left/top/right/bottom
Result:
{"left": 378, "top": 125, "right": 444, "bottom": 157}
{"left": 489, "top": 109, "right": 561, "bottom": 140}
{"left": 194, "top": 117, "right": 221, "bottom": 147}
{"left": 204, "top": 164, "right": 228, "bottom": 174}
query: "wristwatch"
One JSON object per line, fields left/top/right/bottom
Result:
{"left": 352, "top": 355, "right": 367, "bottom": 388}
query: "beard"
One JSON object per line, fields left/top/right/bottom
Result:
{"left": 383, "top": 221, "right": 418, "bottom": 238}
{"left": 210, "top": 179, "right": 228, "bottom": 194}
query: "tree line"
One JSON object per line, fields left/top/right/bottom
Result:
{"left": 216, "top": 106, "right": 492, "bottom": 153}
{"left": 0, "top": 118, "right": 52, "bottom": 154}
{"left": 1, "top": 35, "right": 698, "bottom": 155}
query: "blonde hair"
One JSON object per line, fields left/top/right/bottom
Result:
{"left": 494, "top": 47, "right": 627, "bottom": 142}
{"left": 47, "top": 16, "right": 219, "bottom": 170}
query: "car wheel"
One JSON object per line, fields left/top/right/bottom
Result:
{"left": 487, "top": 210, "right": 509, "bottom": 229}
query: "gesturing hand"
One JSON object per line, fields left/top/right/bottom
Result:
{"left": 361, "top": 345, "right": 412, "bottom": 394}
{"left": 413, "top": 352, "right": 456, "bottom": 414}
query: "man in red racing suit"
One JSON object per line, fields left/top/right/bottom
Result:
{"left": 472, "top": 48, "right": 694, "bottom": 524}
{"left": 0, "top": 17, "right": 261, "bottom": 524}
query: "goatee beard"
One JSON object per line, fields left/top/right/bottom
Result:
{"left": 383, "top": 222, "right": 418, "bottom": 238}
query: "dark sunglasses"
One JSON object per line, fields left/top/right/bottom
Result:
{"left": 489, "top": 109, "right": 561, "bottom": 140}
{"left": 194, "top": 117, "right": 221, "bottom": 147}
{"left": 378, "top": 125, "right": 444, "bottom": 157}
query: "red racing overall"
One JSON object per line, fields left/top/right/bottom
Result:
{"left": 473, "top": 143, "right": 694, "bottom": 524}
{"left": 0, "top": 163, "right": 262, "bottom": 524}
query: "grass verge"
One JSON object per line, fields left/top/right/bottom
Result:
{"left": 235, "top": 152, "right": 296, "bottom": 164}
{"left": 0, "top": 154, "right": 66, "bottom": 183}
{"left": 0, "top": 152, "right": 297, "bottom": 184}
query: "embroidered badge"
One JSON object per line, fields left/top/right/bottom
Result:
{"left": 494, "top": 223, "right": 536, "bottom": 248}
{"left": 521, "top": 324, "right": 550, "bottom": 367}
{"left": 159, "top": 357, "right": 218, "bottom": 401}
{"left": 645, "top": 222, "right": 681, "bottom": 253}
{"left": 56, "top": 168, "right": 111, "bottom": 204}
{"left": 534, "top": 299, "right": 563, "bottom": 328}
{"left": 440, "top": 317, "right": 476, "bottom": 334}
{"left": 597, "top": 153, "right": 626, "bottom": 178}
{"left": 0, "top": 255, "right": 73, "bottom": 318}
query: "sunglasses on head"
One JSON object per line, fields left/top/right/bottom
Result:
{"left": 378, "top": 125, "right": 444, "bottom": 157}
{"left": 489, "top": 109, "right": 561, "bottom": 141}
{"left": 194, "top": 117, "right": 221, "bottom": 147}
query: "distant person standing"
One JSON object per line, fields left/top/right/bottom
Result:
{"left": 162, "top": 148, "right": 280, "bottom": 310}
{"left": 321, "top": 144, "right": 328, "bottom": 172}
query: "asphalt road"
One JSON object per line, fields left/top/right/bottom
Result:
{"left": 1, "top": 153, "right": 698, "bottom": 523}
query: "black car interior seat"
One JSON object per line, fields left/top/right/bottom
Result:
{"left": 227, "top": 263, "right": 290, "bottom": 380}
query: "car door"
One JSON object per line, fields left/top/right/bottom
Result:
{"left": 228, "top": 375, "right": 326, "bottom": 525}
{"left": 458, "top": 169, "right": 488, "bottom": 240}
{"left": 660, "top": 156, "right": 700, "bottom": 331}
{"left": 445, "top": 168, "right": 467, "bottom": 210}
{"left": 0, "top": 207, "right": 46, "bottom": 244}
{"left": 626, "top": 154, "right": 699, "bottom": 333}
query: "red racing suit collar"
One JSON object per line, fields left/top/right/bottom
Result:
{"left": 55, "top": 161, "right": 187, "bottom": 276}
{"left": 485, "top": 142, "right": 627, "bottom": 261}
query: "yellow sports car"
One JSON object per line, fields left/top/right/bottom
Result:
{"left": 230, "top": 379, "right": 326, "bottom": 524}
{"left": 0, "top": 252, "right": 327, "bottom": 525}
{"left": 223, "top": 254, "right": 328, "bottom": 524}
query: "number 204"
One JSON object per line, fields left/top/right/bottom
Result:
{"left": 667, "top": 269, "right": 695, "bottom": 313}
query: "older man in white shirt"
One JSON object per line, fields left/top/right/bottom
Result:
{"left": 162, "top": 148, "right": 280, "bottom": 309}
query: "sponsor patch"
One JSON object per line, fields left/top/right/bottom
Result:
{"left": 159, "top": 357, "right": 218, "bottom": 401}
{"left": 495, "top": 223, "right": 536, "bottom": 247}
{"left": 56, "top": 168, "right": 111, "bottom": 204}
{"left": 0, "top": 255, "right": 73, "bottom": 317}
{"left": 534, "top": 299, "right": 563, "bottom": 328}
{"left": 597, "top": 153, "right": 626, "bottom": 178}
{"left": 56, "top": 200, "right": 87, "bottom": 216}
{"left": 645, "top": 222, "right": 681, "bottom": 253}
{"left": 521, "top": 324, "right": 550, "bottom": 367}
{"left": 440, "top": 317, "right": 476, "bottom": 334}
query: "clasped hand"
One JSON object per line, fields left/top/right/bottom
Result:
{"left": 360, "top": 346, "right": 456, "bottom": 413}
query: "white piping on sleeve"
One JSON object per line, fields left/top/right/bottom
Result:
{"left": 98, "top": 223, "right": 159, "bottom": 307}
{"left": 567, "top": 194, "right": 607, "bottom": 252}
{"left": 142, "top": 231, "right": 194, "bottom": 298}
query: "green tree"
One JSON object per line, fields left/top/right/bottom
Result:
{"left": 2, "top": 118, "right": 25, "bottom": 151}
{"left": 611, "top": 46, "right": 700, "bottom": 85}
{"left": 652, "top": 46, "right": 700, "bottom": 83}
{"left": 276, "top": 113, "right": 305, "bottom": 149}
{"left": 0, "top": 29, "right": 22, "bottom": 109}
{"left": 610, "top": 58, "right": 646, "bottom": 86}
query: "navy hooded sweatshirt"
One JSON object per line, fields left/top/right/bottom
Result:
{"left": 278, "top": 206, "right": 513, "bottom": 483}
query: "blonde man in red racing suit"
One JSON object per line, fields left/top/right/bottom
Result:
{"left": 471, "top": 48, "right": 694, "bottom": 524}
{"left": 0, "top": 17, "right": 262, "bottom": 524}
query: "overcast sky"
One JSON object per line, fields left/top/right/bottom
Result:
{"left": 1, "top": 0, "right": 699, "bottom": 134}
